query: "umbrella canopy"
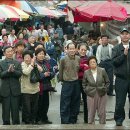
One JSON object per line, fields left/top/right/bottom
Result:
{"left": 3, "top": 5, "right": 30, "bottom": 19}
{"left": 35, "top": 7, "right": 57, "bottom": 17}
{"left": 72, "top": 9, "right": 112, "bottom": 22}
{"left": 68, "top": 0, "right": 86, "bottom": 10}
{"left": 15, "top": 0, "right": 38, "bottom": 14}
{"left": 57, "top": 1, "right": 67, "bottom": 10}
{"left": 0, "top": 5, "right": 20, "bottom": 22}
{"left": 50, "top": 9, "right": 67, "bottom": 17}
{"left": 76, "top": 0, "right": 128, "bottom": 21}
{"left": 0, "top": 0, "right": 38, "bottom": 14}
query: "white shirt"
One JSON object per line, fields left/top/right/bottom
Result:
{"left": 38, "top": 29, "right": 48, "bottom": 37}
{"left": 123, "top": 44, "right": 129, "bottom": 49}
{"left": 0, "top": 35, "right": 3, "bottom": 42}
{"left": 91, "top": 69, "right": 97, "bottom": 82}
{"left": 8, "top": 34, "right": 17, "bottom": 46}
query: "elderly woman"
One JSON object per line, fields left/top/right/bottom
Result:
{"left": 35, "top": 48, "right": 55, "bottom": 124}
{"left": 21, "top": 50, "right": 42, "bottom": 124}
{"left": 82, "top": 56, "right": 110, "bottom": 124}
{"left": 78, "top": 43, "right": 89, "bottom": 123}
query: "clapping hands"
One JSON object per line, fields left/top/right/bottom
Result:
{"left": 8, "top": 64, "right": 14, "bottom": 72}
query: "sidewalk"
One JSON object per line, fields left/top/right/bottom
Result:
{"left": 48, "top": 82, "right": 130, "bottom": 126}
{"left": 0, "top": 82, "right": 129, "bottom": 129}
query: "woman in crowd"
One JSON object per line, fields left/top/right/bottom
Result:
{"left": 35, "top": 48, "right": 55, "bottom": 124}
{"left": 38, "top": 36, "right": 46, "bottom": 47}
{"left": 13, "top": 32, "right": 27, "bottom": 45}
{"left": 21, "top": 50, "right": 42, "bottom": 124}
{"left": 82, "top": 56, "right": 110, "bottom": 124}
{"left": 13, "top": 40, "right": 25, "bottom": 63}
{"left": 22, "top": 28, "right": 29, "bottom": 40}
{"left": 78, "top": 43, "right": 89, "bottom": 123}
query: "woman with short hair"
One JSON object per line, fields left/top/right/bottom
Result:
{"left": 35, "top": 48, "right": 56, "bottom": 124}
{"left": 82, "top": 56, "right": 110, "bottom": 124}
{"left": 21, "top": 50, "right": 42, "bottom": 124}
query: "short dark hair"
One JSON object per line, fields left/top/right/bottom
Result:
{"left": 17, "top": 32, "right": 23, "bottom": 38}
{"left": 101, "top": 34, "right": 109, "bottom": 39}
{"left": 78, "top": 43, "right": 87, "bottom": 49}
{"left": 3, "top": 46, "right": 12, "bottom": 52}
{"left": 22, "top": 50, "right": 33, "bottom": 59}
{"left": 34, "top": 42, "right": 44, "bottom": 49}
{"left": 15, "top": 40, "right": 25, "bottom": 48}
{"left": 38, "top": 36, "right": 45, "bottom": 42}
{"left": 10, "top": 28, "right": 15, "bottom": 32}
{"left": 2, "top": 34, "right": 8, "bottom": 39}
{"left": 35, "top": 48, "right": 46, "bottom": 56}
{"left": 22, "top": 28, "right": 27, "bottom": 32}
{"left": 88, "top": 56, "right": 97, "bottom": 65}
{"left": 66, "top": 42, "right": 75, "bottom": 49}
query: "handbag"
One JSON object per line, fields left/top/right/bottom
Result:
{"left": 40, "top": 61, "right": 56, "bottom": 92}
{"left": 30, "top": 64, "right": 40, "bottom": 83}
{"left": 43, "top": 82, "right": 55, "bottom": 91}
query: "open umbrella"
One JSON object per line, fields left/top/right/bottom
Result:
{"left": 50, "top": 9, "right": 67, "bottom": 17}
{"left": 15, "top": 0, "right": 38, "bottom": 14}
{"left": 2, "top": 5, "right": 30, "bottom": 19}
{"left": 68, "top": 0, "right": 86, "bottom": 10}
{"left": 0, "top": 0, "right": 38, "bottom": 14}
{"left": 0, "top": 5, "right": 20, "bottom": 21}
{"left": 7, "top": 5, "right": 29, "bottom": 19}
{"left": 76, "top": 0, "right": 127, "bottom": 21}
{"left": 35, "top": 7, "right": 57, "bottom": 17}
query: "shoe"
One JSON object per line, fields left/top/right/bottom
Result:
{"left": 42, "top": 120, "right": 52, "bottom": 124}
{"left": 84, "top": 120, "right": 88, "bottom": 123}
{"left": 3, "top": 122, "right": 10, "bottom": 125}
{"left": 107, "top": 93, "right": 115, "bottom": 96}
{"left": 116, "top": 121, "right": 122, "bottom": 126}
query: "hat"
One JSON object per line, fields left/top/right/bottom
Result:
{"left": 120, "top": 28, "right": 129, "bottom": 33}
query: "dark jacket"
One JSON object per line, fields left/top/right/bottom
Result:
{"left": 36, "top": 59, "right": 55, "bottom": 94}
{"left": 51, "top": 37, "right": 63, "bottom": 52}
{"left": 0, "top": 59, "right": 22, "bottom": 97}
{"left": 112, "top": 43, "right": 130, "bottom": 79}
{"left": 82, "top": 67, "right": 110, "bottom": 97}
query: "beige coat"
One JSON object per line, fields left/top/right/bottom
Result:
{"left": 21, "top": 62, "right": 40, "bottom": 94}
{"left": 82, "top": 67, "right": 110, "bottom": 97}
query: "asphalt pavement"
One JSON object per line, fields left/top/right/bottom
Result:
{"left": 0, "top": 82, "right": 129, "bottom": 129}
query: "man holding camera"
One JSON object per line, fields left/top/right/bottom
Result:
{"left": 0, "top": 46, "right": 22, "bottom": 125}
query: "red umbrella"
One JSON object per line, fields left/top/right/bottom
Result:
{"left": 76, "top": 0, "right": 128, "bottom": 22}
{"left": 73, "top": 11, "right": 113, "bottom": 22}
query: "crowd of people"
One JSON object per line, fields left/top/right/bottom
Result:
{"left": 0, "top": 22, "right": 129, "bottom": 127}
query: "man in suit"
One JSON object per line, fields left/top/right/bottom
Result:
{"left": 0, "top": 46, "right": 22, "bottom": 125}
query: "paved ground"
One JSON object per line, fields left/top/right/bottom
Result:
{"left": 0, "top": 82, "right": 129, "bottom": 129}
{"left": 48, "top": 82, "right": 130, "bottom": 125}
